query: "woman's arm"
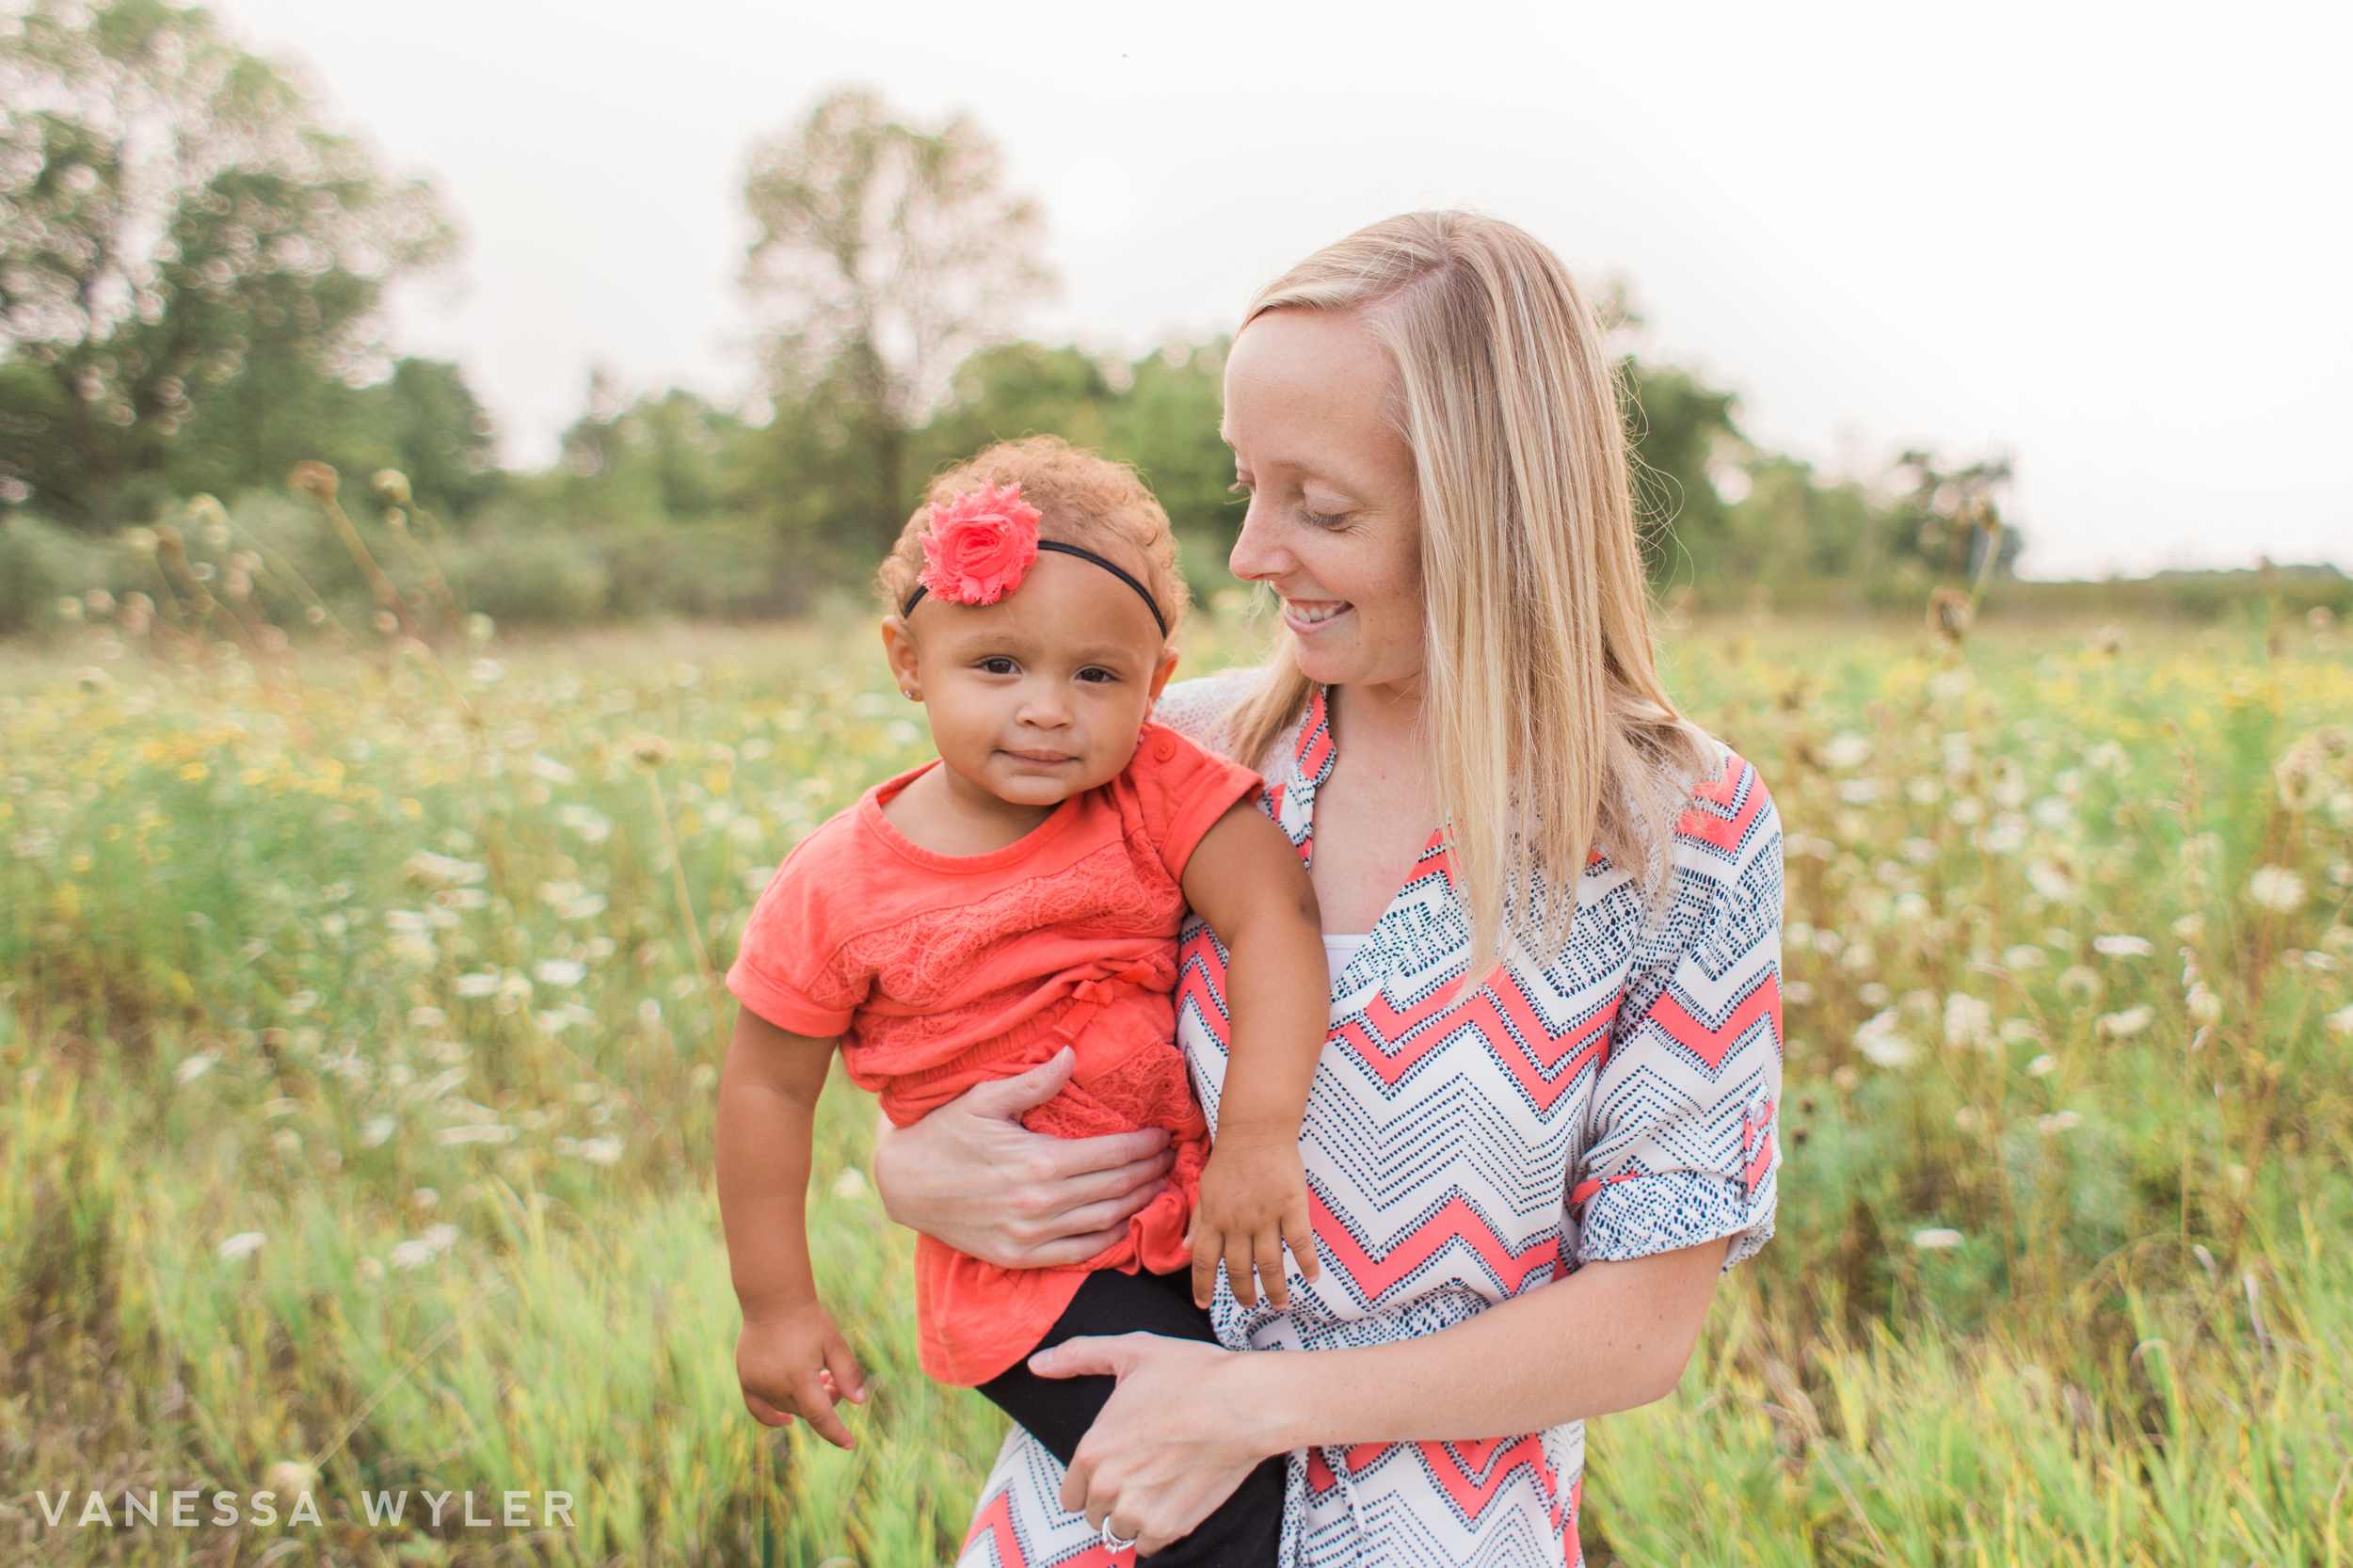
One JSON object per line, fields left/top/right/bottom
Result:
{"left": 870, "top": 1047, "right": 1178, "bottom": 1267}
{"left": 1033, "top": 1238, "right": 1728, "bottom": 1555}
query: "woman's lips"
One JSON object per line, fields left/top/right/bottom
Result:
{"left": 1282, "top": 598, "right": 1352, "bottom": 635}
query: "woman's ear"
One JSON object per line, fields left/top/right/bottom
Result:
{"left": 880, "top": 616, "right": 922, "bottom": 701}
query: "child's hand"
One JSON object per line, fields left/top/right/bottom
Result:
{"left": 735, "top": 1301, "right": 869, "bottom": 1448}
{"left": 1190, "top": 1132, "right": 1320, "bottom": 1310}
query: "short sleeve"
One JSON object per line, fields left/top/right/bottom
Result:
{"left": 725, "top": 824, "right": 868, "bottom": 1039}
{"left": 1573, "top": 753, "right": 1784, "bottom": 1272}
{"left": 1125, "top": 723, "right": 1271, "bottom": 883}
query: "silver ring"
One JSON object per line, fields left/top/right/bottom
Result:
{"left": 1100, "top": 1518, "right": 1140, "bottom": 1550}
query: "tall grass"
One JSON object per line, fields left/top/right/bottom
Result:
{"left": 2, "top": 520, "right": 2349, "bottom": 1561}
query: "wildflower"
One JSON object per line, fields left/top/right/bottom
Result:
{"left": 174, "top": 1049, "right": 219, "bottom": 1083}
{"left": 2037, "top": 1110, "right": 2084, "bottom": 1135}
{"left": 2057, "top": 966, "right": 2101, "bottom": 1000}
{"left": 2172, "top": 913, "right": 2205, "bottom": 941}
{"left": 1855, "top": 1009, "right": 1919, "bottom": 1069}
{"left": 2091, "top": 934, "right": 2153, "bottom": 958}
{"left": 2185, "top": 983, "right": 2223, "bottom": 1027}
{"left": 285, "top": 990, "right": 320, "bottom": 1015}
{"left": 831, "top": 1167, "right": 871, "bottom": 1199}
{"left": 627, "top": 732, "right": 674, "bottom": 768}
{"left": 464, "top": 611, "right": 495, "bottom": 644}
{"left": 2324, "top": 1004, "right": 2353, "bottom": 1039}
{"left": 2098, "top": 1005, "right": 2154, "bottom": 1039}
{"left": 578, "top": 1136, "right": 622, "bottom": 1165}
{"left": 2000, "top": 1018, "right": 2043, "bottom": 1045}
{"left": 2025, "top": 860, "right": 2079, "bottom": 904}
{"left": 371, "top": 469, "right": 412, "bottom": 504}
{"left": 408, "top": 1006, "right": 447, "bottom": 1028}
{"left": 1901, "top": 837, "right": 1939, "bottom": 866}
{"left": 528, "top": 753, "right": 577, "bottom": 784}
{"left": 2025, "top": 1053, "right": 2057, "bottom": 1077}
{"left": 1943, "top": 993, "right": 1993, "bottom": 1051}
{"left": 2247, "top": 866, "right": 2306, "bottom": 914}
{"left": 558, "top": 804, "right": 613, "bottom": 842}
{"left": 435, "top": 1124, "right": 514, "bottom": 1144}
{"left": 1822, "top": 731, "right": 1873, "bottom": 771}
{"left": 454, "top": 971, "right": 500, "bottom": 998}
{"left": 2001, "top": 944, "right": 2047, "bottom": 970}
{"left": 1977, "top": 814, "right": 2029, "bottom": 855}
{"left": 288, "top": 461, "right": 338, "bottom": 500}
{"left": 360, "top": 1115, "right": 395, "bottom": 1147}
{"left": 216, "top": 1231, "right": 266, "bottom": 1262}
{"left": 1913, "top": 1228, "right": 1963, "bottom": 1250}
{"left": 388, "top": 1239, "right": 435, "bottom": 1271}
{"left": 533, "top": 958, "right": 586, "bottom": 987}
{"left": 2030, "top": 798, "right": 2076, "bottom": 833}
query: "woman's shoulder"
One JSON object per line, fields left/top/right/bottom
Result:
{"left": 1150, "top": 664, "right": 1269, "bottom": 756}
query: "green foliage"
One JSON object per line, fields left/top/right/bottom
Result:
{"left": 0, "top": 0, "right": 475, "bottom": 527}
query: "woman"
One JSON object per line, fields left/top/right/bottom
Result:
{"left": 873, "top": 212, "right": 1784, "bottom": 1566}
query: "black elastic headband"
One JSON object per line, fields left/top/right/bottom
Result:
{"left": 901, "top": 540, "right": 1167, "bottom": 637}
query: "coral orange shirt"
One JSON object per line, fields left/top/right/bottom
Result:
{"left": 727, "top": 722, "right": 1265, "bottom": 1384}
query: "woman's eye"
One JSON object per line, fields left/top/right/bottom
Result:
{"left": 1300, "top": 504, "right": 1346, "bottom": 529}
{"left": 979, "top": 657, "right": 1016, "bottom": 675}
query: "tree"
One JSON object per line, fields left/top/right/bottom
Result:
{"left": 0, "top": 0, "right": 455, "bottom": 524}
{"left": 740, "top": 87, "right": 1052, "bottom": 564}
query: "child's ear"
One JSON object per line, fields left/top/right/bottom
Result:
{"left": 1146, "top": 648, "right": 1180, "bottom": 706}
{"left": 880, "top": 616, "right": 922, "bottom": 701}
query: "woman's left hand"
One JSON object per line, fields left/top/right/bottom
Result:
{"left": 1029, "top": 1332, "right": 1277, "bottom": 1557}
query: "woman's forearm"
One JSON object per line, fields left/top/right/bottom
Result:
{"left": 1241, "top": 1237, "right": 1727, "bottom": 1452}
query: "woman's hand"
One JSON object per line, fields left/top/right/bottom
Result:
{"left": 1030, "top": 1334, "right": 1274, "bottom": 1558}
{"left": 869, "top": 1047, "right": 1177, "bottom": 1268}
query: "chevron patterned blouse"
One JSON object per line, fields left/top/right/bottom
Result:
{"left": 957, "top": 672, "right": 1785, "bottom": 1568}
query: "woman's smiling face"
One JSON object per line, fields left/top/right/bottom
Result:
{"left": 1223, "top": 307, "right": 1425, "bottom": 695}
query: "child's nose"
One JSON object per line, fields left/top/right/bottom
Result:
{"left": 1015, "top": 682, "right": 1072, "bottom": 728}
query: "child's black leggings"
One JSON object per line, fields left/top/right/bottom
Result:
{"left": 976, "top": 1267, "right": 1285, "bottom": 1566}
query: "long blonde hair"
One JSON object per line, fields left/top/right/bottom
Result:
{"left": 1225, "top": 211, "right": 1709, "bottom": 975}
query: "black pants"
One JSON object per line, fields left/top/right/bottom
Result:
{"left": 977, "top": 1267, "right": 1284, "bottom": 1566}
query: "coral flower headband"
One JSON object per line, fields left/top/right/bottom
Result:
{"left": 901, "top": 482, "right": 1167, "bottom": 637}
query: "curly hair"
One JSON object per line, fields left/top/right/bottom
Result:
{"left": 878, "top": 436, "right": 1190, "bottom": 643}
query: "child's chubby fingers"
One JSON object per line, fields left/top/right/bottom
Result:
{"left": 1223, "top": 1227, "right": 1260, "bottom": 1310}
{"left": 790, "top": 1368, "right": 859, "bottom": 1449}
{"left": 743, "top": 1390, "right": 795, "bottom": 1428}
{"left": 823, "top": 1336, "right": 870, "bottom": 1408}
{"left": 1282, "top": 1198, "right": 1321, "bottom": 1285}
{"left": 1254, "top": 1225, "right": 1291, "bottom": 1309}
{"left": 1190, "top": 1225, "right": 1224, "bottom": 1309}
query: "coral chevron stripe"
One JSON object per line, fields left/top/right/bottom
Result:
{"left": 1645, "top": 969, "right": 1782, "bottom": 1071}
{"left": 1311, "top": 1189, "right": 1561, "bottom": 1298}
{"left": 1334, "top": 976, "right": 1617, "bottom": 1111}
{"left": 1676, "top": 757, "right": 1764, "bottom": 851}
{"left": 1426, "top": 1435, "right": 1554, "bottom": 1524}
{"left": 960, "top": 1488, "right": 1127, "bottom": 1568}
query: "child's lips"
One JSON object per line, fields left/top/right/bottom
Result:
{"left": 1004, "top": 749, "right": 1079, "bottom": 764}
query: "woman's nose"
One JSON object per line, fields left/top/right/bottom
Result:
{"left": 1227, "top": 501, "right": 1289, "bottom": 584}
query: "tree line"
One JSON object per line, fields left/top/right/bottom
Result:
{"left": 0, "top": 0, "right": 2022, "bottom": 632}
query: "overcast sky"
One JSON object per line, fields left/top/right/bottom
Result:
{"left": 216, "top": 0, "right": 2349, "bottom": 580}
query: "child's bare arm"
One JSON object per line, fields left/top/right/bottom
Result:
{"left": 1178, "top": 800, "right": 1328, "bottom": 1310}
{"left": 715, "top": 1003, "right": 869, "bottom": 1448}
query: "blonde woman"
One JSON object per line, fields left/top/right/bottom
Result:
{"left": 872, "top": 212, "right": 1785, "bottom": 1566}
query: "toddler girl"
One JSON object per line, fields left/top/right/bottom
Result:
{"left": 716, "top": 438, "right": 1327, "bottom": 1563}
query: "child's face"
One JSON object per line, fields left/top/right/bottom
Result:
{"left": 881, "top": 551, "right": 1178, "bottom": 812}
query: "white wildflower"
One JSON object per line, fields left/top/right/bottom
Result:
{"left": 174, "top": 1050, "right": 219, "bottom": 1083}
{"left": 215, "top": 1231, "right": 266, "bottom": 1262}
{"left": 1822, "top": 731, "right": 1873, "bottom": 771}
{"left": 387, "top": 1240, "right": 435, "bottom": 1271}
{"left": 528, "top": 752, "right": 577, "bottom": 784}
{"left": 1913, "top": 1228, "right": 1963, "bottom": 1251}
{"left": 2324, "top": 1004, "right": 2353, "bottom": 1039}
{"left": 2001, "top": 944, "right": 2047, "bottom": 970}
{"left": 533, "top": 958, "right": 585, "bottom": 987}
{"left": 2037, "top": 1110, "right": 2084, "bottom": 1134}
{"left": 2092, "top": 935, "right": 2153, "bottom": 958}
{"left": 2025, "top": 1053, "right": 2057, "bottom": 1077}
{"left": 558, "top": 804, "right": 613, "bottom": 843}
{"left": 435, "top": 1124, "right": 515, "bottom": 1144}
{"left": 404, "top": 850, "right": 486, "bottom": 886}
{"left": 2098, "top": 1005, "right": 2155, "bottom": 1039}
{"left": 2185, "top": 983, "right": 2223, "bottom": 1027}
{"left": 578, "top": 1135, "right": 623, "bottom": 1166}
{"left": 360, "top": 1114, "right": 395, "bottom": 1147}
{"left": 1977, "top": 814, "right": 2029, "bottom": 855}
{"left": 454, "top": 970, "right": 501, "bottom": 998}
{"left": 1855, "top": 1010, "right": 1919, "bottom": 1069}
{"left": 1943, "top": 993, "right": 1993, "bottom": 1051}
{"left": 2246, "top": 866, "right": 2306, "bottom": 914}
{"left": 1999, "top": 1018, "right": 2043, "bottom": 1045}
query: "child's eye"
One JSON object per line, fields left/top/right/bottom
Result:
{"left": 978, "top": 657, "right": 1017, "bottom": 676}
{"left": 1076, "top": 666, "right": 1117, "bottom": 684}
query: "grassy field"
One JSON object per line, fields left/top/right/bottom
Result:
{"left": 2, "top": 597, "right": 2350, "bottom": 1565}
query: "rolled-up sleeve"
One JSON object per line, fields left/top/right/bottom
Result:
{"left": 1573, "top": 756, "right": 1784, "bottom": 1272}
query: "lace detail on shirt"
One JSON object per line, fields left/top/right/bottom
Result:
{"left": 1152, "top": 666, "right": 1268, "bottom": 760}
